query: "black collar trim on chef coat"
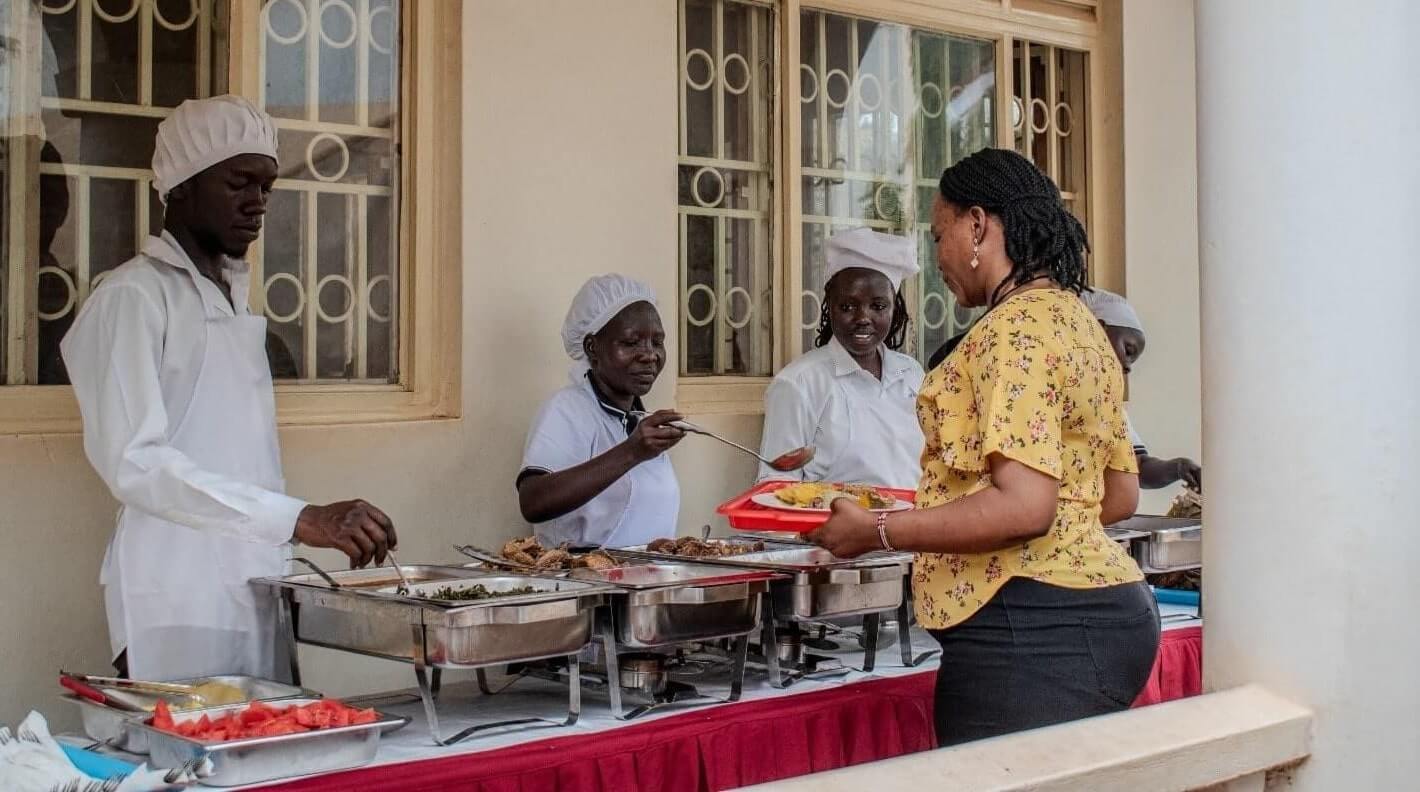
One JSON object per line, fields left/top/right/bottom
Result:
{"left": 586, "top": 372, "right": 645, "bottom": 436}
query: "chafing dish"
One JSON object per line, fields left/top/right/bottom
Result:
{"left": 1105, "top": 526, "right": 1149, "bottom": 553}
{"left": 1108, "top": 515, "right": 1203, "bottom": 572}
{"left": 619, "top": 539, "right": 930, "bottom": 687}
{"left": 255, "top": 563, "right": 615, "bottom": 745}
{"left": 563, "top": 556, "right": 777, "bottom": 719}
{"left": 64, "top": 675, "right": 314, "bottom": 755}
{"left": 130, "top": 698, "right": 407, "bottom": 787}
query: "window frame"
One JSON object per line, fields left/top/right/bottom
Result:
{"left": 676, "top": 0, "right": 1123, "bottom": 415}
{"left": 0, "top": 0, "right": 462, "bottom": 434}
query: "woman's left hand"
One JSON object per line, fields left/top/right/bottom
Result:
{"left": 805, "top": 497, "right": 882, "bottom": 558}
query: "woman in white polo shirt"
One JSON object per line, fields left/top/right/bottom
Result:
{"left": 757, "top": 228, "right": 926, "bottom": 489}
{"left": 516, "top": 275, "right": 685, "bottom": 548}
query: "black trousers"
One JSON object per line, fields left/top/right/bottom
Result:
{"left": 928, "top": 577, "right": 1160, "bottom": 747}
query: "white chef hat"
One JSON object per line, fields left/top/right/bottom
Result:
{"left": 1080, "top": 288, "right": 1146, "bottom": 339}
{"left": 562, "top": 274, "right": 659, "bottom": 363}
{"left": 152, "top": 95, "right": 278, "bottom": 204}
{"left": 824, "top": 227, "right": 919, "bottom": 291}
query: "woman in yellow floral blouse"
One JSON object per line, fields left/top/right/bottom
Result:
{"left": 809, "top": 149, "right": 1159, "bottom": 746}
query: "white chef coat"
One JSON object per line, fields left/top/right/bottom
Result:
{"left": 519, "top": 375, "right": 680, "bottom": 548}
{"left": 758, "top": 337, "right": 926, "bottom": 489}
{"left": 61, "top": 232, "right": 306, "bottom": 673}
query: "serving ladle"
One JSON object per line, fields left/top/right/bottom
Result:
{"left": 632, "top": 412, "right": 814, "bottom": 472}
{"left": 676, "top": 419, "right": 814, "bottom": 472}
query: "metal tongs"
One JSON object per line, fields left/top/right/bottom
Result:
{"left": 453, "top": 545, "right": 571, "bottom": 578}
{"left": 292, "top": 556, "right": 341, "bottom": 588}
{"left": 59, "top": 671, "right": 207, "bottom": 707}
{"left": 386, "top": 550, "right": 413, "bottom": 595}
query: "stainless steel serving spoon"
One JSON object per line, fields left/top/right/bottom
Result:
{"left": 632, "top": 412, "right": 815, "bottom": 472}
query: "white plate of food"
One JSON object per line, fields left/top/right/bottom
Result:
{"left": 752, "top": 482, "right": 912, "bottom": 513}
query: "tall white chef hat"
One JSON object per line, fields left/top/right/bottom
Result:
{"left": 152, "top": 95, "right": 278, "bottom": 205}
{"left": 562, "top": 274, "right": 659, "bottom": 364}
{"left": 824, "top": 227, "right": 919, "bottom": 291}
{"left": 1080, "top": 288, "right": 1146, "bottom": 339}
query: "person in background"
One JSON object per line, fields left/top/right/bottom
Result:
{"left": 517, "top": 275, "right": 684, "bottom": 548}
{"left": 757, "top": 227, "right": 925, "bottom": 489}
{"left": 1080, "top": 288, "right": 1202, "bottom": 491}
{"left": 62, "top": 96, "right": 396, "bottom": 681}
{"left": 809, "top": 148, "right": 1158, "bottom": 746}
{"left": 926, "top": 331, "right": 967, "bottom": 371}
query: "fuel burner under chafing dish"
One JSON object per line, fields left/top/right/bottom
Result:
{"left": 620, "top": 538, "right": 938, "bottom": 686}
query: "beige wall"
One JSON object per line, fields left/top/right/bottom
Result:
{"left": 0, "top": 0, "right": 1200, "bottom": 728}
{"left": 0, "top": 0, "right": 706, "bottom": 730}
{"left": 1121, "top": 0, "right": 1203, "bottom": 515}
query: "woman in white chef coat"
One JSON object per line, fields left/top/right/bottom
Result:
{"left": 758, "top": 228, "right": 926, "bottom": 489}
{"left": 517, "top": 275, "right": 686, "bottom": 548}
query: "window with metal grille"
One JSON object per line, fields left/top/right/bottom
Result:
{"left": 797, "top": 8, "right": 993, "bottom": 364}
{"left": 0, "top": 0, "right": 400, "bottom": 385}
{"left": 1012, "top": 39, "right": 1089, "bottom": 264}
{"left": 678, "top": 0, "right": 775, "bottom": 378}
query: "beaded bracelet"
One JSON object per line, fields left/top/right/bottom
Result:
{"left": 876, "top": 511, "right": 894, "bottom": 551}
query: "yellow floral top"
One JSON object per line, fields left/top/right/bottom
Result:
{"left": 912, "top": 289, "right": 1143, "bottom": 629}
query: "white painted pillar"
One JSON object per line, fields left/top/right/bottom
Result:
{"left": 1195, "top": 2, "right": 1420, "bottom": 790}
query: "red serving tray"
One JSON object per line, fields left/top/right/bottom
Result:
{"left": 716, "top": 480, "right": 918, "bottom": 533}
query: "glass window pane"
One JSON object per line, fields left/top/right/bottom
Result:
{"left": 797, "top": 10, "right": 994, "bottom": 365}
{"left": 258, "top": 0, "right": 401, "bottom": 383}
{"left": 678, "top": 0, "right": 773, "bottom": 377}
{"left": 1, "top": 0, "right": 224, "bottom": 385}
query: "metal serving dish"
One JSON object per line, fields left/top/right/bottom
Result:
{"left": 65, "top": 675, "right": 314, "bottom": 755}
{"left": 1105, "top": 527, "right": 1149, "bottom": 553}
{"left": 131, "top": 697, "right": 407, "bottom": 787}
{"left": 570, "top": 558, "right": 776, "bottom": 648}
{"left": 259, "top": 568, "right": 613, "bottom": 668}
{"left": 621, "top": 539, "right": 911, "bottom": 620}
{"left": 1109, "top": 515, "right": 1203, "bottom": 572}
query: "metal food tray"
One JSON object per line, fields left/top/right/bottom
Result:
{"left": 569, "top": 558, "right": 777, "bottom": 648}
{"left": 130, "top": 698, "right": 407, "bottom": 787}
{"left": 620, "top": 540, "right": 910, "bottom": 621}
{"left": 65, "top": 675, "right": 315, "bottom": 755}
{"left": 1109, "top": 515, "right": 1202, "bottom": 572}
{"left": 280, "top": 563, "right": 488, "bottom": 590}
{"left": 259, "top": 569, "right": 615, "bottom": 668}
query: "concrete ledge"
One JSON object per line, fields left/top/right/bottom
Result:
{"left": 737, "top": 685, "right": 1311, "bottom": 792}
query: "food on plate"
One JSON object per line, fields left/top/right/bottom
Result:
{"left": 646, "top": 537, "right": 765, "bottom": 558}
{"left": 773, "top": 482, "right": 895, "bottom": 510}
{"left": 150, "top": 699, "right": 378, "bottom": 741}
{"left": 426, "top": 583, "right": 540, "bottom": 601}
{"left": 494, "top": 538, "right": 617, "bottom": 571}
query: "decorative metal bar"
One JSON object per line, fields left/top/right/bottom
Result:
{"left": 79, "top": 0, "right": 92, "bottom": 100}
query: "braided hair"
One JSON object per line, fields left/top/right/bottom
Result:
{"left": 814, "top": 272, "right": 911, "bottom": 351}
{"left": 937, "top": 148, "right": 1090, "bottom": 305}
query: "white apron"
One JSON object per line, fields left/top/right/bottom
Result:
{"left": 102, "top": 309, "right": 291, "bottom": 681}
{"left": 599, "top": 454, "right": 680, "bottom": 548}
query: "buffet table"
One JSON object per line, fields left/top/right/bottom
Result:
{"left": 242, "top": 603, "right": 1200, "bottom": 791}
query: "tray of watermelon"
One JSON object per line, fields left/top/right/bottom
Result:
{"left": 133, "top": 697, "right": 408, "bottom": 787}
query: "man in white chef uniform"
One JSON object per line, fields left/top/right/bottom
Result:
{"left": 62, "top": 96, "right": 397, "bottom": 682}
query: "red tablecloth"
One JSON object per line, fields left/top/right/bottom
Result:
{"left": 260, "top": 627, "right": 1201, "bottom": 792}
{"left": 1133, "top": 625, "right": 1203, "bottom": 707}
